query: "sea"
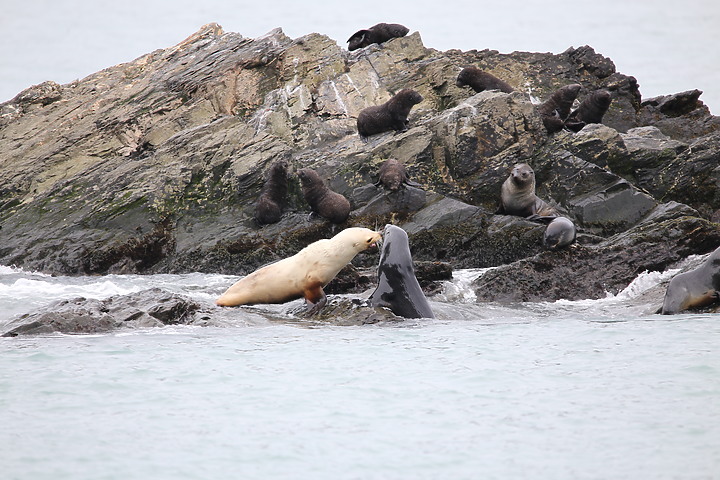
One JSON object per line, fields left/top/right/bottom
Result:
{"left": 2, "top": 1, "right": 720, "bottom": 478}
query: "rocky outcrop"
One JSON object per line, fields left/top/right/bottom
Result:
{"left": 1, "top": 23, "right": 719, "bottom": 315}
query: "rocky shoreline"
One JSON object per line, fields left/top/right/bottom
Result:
{"left": 2, "top": 24, "right": 719, "bottom": 333}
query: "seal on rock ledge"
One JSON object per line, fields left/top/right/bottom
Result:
{"left": 456, "top": 66, "right": 514, "bottom": 94}
{"left": 216, "top": 227, "right": 382, "bottom": 315}
{"left": 497, "top": 163, "right": 557, "bottom": 217}
{"left": 298, "top": 168, "right": 351, "bottom": 224}
{"left": 347, "top": 23, "right": 409, "bottom": 51}
{"left": 357, "top": 89, "right": 423, "bottom": 139}
{"left": 254, "top": 160, "right": 289, "bottom": 225}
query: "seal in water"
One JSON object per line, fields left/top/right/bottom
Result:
{"left": 298, "top": 168, "right": 351, "bottom": 224}
{"left": 357, "top": 89, "right": 423, "bottom": 139}
{"left": 543, "top": 216, "right": 577, "bottom": 250}
{"left": 369, "top": 224, "right": 435, "bottom": 319}
{"left": 661, "top": 246, "right": 720, "bottom": 314}
{"left": 498, "top": 163, "right": 557, "bottom": 217}
{"left": 537, "top": 84, "right": 582, "bottom": 133}
{"left": 254, "top": 159, "right": 289, "bottom": 225}
{"left": 455, "top": 66, "right": 514, "bottom": 93}
{"left": 216, "top": 227, "right": 382, "bottom": 315}
{"left": 565, "top": 89, "right": 612, "bottom": 132}
{"left": 347, "top": 23, "right": 409, "bottom": 51}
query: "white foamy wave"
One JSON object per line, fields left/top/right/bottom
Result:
{"left": 436, "top": 268, "right": 494, "bottom": 303}
{"left": 612, "top": 268, "right": 680, "bottom": 300}
{"left": 0, "top": 277, "right": 140, "bottom": 301}
{"left": 0, "top": 265, "right": 50, "bottom": 277}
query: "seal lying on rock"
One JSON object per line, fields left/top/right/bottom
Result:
{"left": 216, "top": 227, "right": 382, "bottom": 315}
{"left": 537, "top": 84, "right": 582, "bottom": 133}
{"left": 661, "top": 246, "right": 720, "bottom": 314}
{"left": 298, "top": 168, "right": 351, "bottom": 224}
{"left": 369, "top": 224, "right": 435, "bottom": 319}
{"left": 357, "top": 89, "right": 423, "bottom": 139}
{"left": 565, "top": 89, "right": 612, "bottom": 132}
{"left": 254, "top": 160, "right": 289, "bottom": 225}
{"left": 375, "top": 159, "right": 420, "bottom": 191}
{"left": 542, "top": 216, "right": 577, "bottom": 250}
{"left": 456, "top": 66, "right": 514, "bottom": 93}
{"left": 497, "top": 163, "right": 557, "bottom": 217}
{"left": 347, "top": 23, "right": 409, "bottom": 51}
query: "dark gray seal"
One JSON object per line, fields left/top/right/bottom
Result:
{"left": 375, "top": 159, "right": 420, "bottom": 191}
{"left": 661, "top": 246, "right": 720, "bottom": 314}
{"left": 369, "top": 224, "right": 435, "bottom": 319}
{"left": 543, "top": 216, "right": 577, "bottom": 250}
{"left": 537, "top": 84, "right": 581, "bottom": 133}
{"left": 254, "top": 159, "right": 289, "bottom": 225}
{"left": 298, "top": 168, "right": 351, "bottom": 224}
{"left": 357, "top": 89, "right": 423, "bottom": 139}
{"left": 347, "top": 23, "right": 409, "bottom": 51}
{"left": 497, "top": 163, "right": 557, "bottom": 217}
{"left": 565, "top": 89, "right": 612, "bottom": 132}
{"left": 456, "top": 67, "right": 514, "bottom": 94}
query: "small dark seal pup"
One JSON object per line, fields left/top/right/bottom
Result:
{"left": 456, "top": 67, "right": 514, "bottom": 94}
{"left": 357, "top": 89, "right": 423, "bottom": 139}
{"left": 537, "top": 84, "right": 582, "bottom": 133}
{"left": 661, "top": 246, "right": 720, "bottom": 314}
{"left": 375, "top": 159, "right": 420, "bottom": 191}
{"left": 498, "top": 163, "right": 557, "bottom": 217}
{"left": 565, "top": 90, "right": 612, "bottom": 132}
{"left": 543, "top": 216, "right": 577, "bottom": 250}
{"left": 254, "top": 160, "right": 289, "bottom": 225}
{"left": 298, "top": 168, "right": 351, "bottom": 224}
{"left": 347, "top": 23, "right": 409, "bottom": 51}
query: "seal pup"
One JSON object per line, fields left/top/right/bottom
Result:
{"left": 298, "top": 168, "right": 351, "bottom": 224}
{"left": 537, "top": 84, "right": 582, "bottom": 133}
{"left": 369, "top": 224, "right": 435, "bottom": 319}
{"left": 254, "top": 160, "right": 289, "bottom": 225}
{"left": 498, "top": 163, "right": 557, "bottom": 217}
{"left": 357, "top": 89, "right": 423, "bottom": 140}
{"left": 456, "top": 66, "right": 514, "bottom": 94}
{"left": 565, "top": 90, "right": 612, "bottom": 132}
{"left": 216, "top": 227, "right": 382, "bottom": 315}
{"left": 375, "top": 159, "right": 420, "bottom": 191}
{"left": 661, "top": 246, "right": 720, "bottom": 314}
{"left": 542, "top": 216, "right": 577, "bottom": 250}
{"left": 347, "top": 23, "right": 409, "bottom": 51}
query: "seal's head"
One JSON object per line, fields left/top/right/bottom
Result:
{"left": 510, "top": 163, "right": 535, "bottom": 188}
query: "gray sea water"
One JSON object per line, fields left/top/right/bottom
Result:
{"left": 1, "top": 266, "right": 719, "bottom": 479}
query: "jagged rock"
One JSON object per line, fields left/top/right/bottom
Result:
{"left": 637, "top": 90, "right": 720, "bottom": 142}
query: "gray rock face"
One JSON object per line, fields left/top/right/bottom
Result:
{"left": 1, "top": 23, "right": 719, "bottom": 315}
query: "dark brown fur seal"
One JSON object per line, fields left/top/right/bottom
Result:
{"left": 537, "top": 84, "right": 581, "bottom": 134}
{"left": 298, "top": 168, "right": 351, "bottom": 224}
{"left": 376, "top": 159, "right": 419, "bottom": 191}
{"left": 254, "top": 160, "right": 289, "bottom": 225}
{"left": 456, "top": 67, "right": 514, "bottom": 94}
{"left": 565, "top": 90, "right": 612, "bottom": 132}
{"left": 498, "top": 163, "right": 557, "bottom": 217}
{"left": 347, "top": 23, "right": 409, "bottom": 51}
{"left": 357, "top": 89, "right": 423, "bottom": 139}
{"left": 661, "top": 246, "right": 720, "bottom": 314}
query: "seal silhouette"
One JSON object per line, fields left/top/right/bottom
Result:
{"left": 537, "top": 84, "right": 581, "bottom": 133}
{"left": 456, "top": 67, "right": 514, "bottom": 93}
{"left": 357, "top": 89, "right": 423, "bottom": 139}
{"left": 565, "top": 89, "right": 612, "bottom": 132}
{"left": 298, "top": 168, "right": 351, "bottom": 224}
{"left": 254, "top": 160, "right": 289, "bottom": 225}
{"left": 347, "top": 23, "right": 409, "bottom": 51}
{"left": 661, "top": 246, "right": 720, "bottom": 314}
{"left": 216, "top": 227, "right": 382, "bottom": 315}
{"left": 498, "top": 163, "right": 557, "bottom": 218}
{"left": 369, "top": 224, "right": 435, "bottom": 319}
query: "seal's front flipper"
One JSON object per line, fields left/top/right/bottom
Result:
{"left": 304, "top": 285, "right": 327, "bottom": 316}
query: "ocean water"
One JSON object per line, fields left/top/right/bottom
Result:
{"left": 1, "top": 0, "right": 719, "bottom": 113}
{"left": 1, "top": 266, "right": 720, "bottom": 479}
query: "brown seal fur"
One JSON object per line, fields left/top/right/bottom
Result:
{"left": 216, "top": 227, "right": 382, "bottom": 315}
{"left": 254, "top": 160, "right": 289, "bottom": 225}
{"left": 456, "top": 67, "right": 514, "bottom": 94}
{"left": 498, "top": 163, "right": 557, "bottom": 217}
{"left": 661, "top": 246, "right": 720, "bottom": 314}
{"left": 565, "top": 90, "right": 612, "bottom": 132}
{"left": 347, "top": 23, "right": 409, "bottom": 51}
{"left": 537, "top": 84, "right": 582, "bottom": 134}
{"left": 357, "top": 89, "right": 423, "bottom": 139}
{"left": 376, "top": 159, "right": 419, "bottom": 191}
{"left": 298, "top": 168, "right": 351, "bottom": 224}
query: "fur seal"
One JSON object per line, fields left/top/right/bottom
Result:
{"left": 537, "top": 84, "right": 582, "bottom": 133}
{"left": 565, "top": 89, "right": 612, "bottom": 132}
{"left": 298, "top": 168, "right": 351, "bottom": 224}
{"left": 216, "top": 227, "right": 382, "bottom": 314}
{"left": 498, "top": 163, "right": 557, "bottom": 217}
{"left": 375, "top": 159, "right": 420, "bottom": 191}
{"left": 369, "top": 224, "right": 435, "bottom": 319}
{"left": 347, "top": 23, "right": 409, "bottom": 51}
{"left": 456, "top": 67, "right": 514, "bottom": 94}
{"left": 357, "top": 89, "right": 423, "bottom": 139}
{"left": 661, "top": 247, "right": 720, "bottom": 314}
{"left": 543, "top": 216, "right": 577, "bottom": 250}
{"left": 254, "top": 160, "right": 289, "bottom": 225}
